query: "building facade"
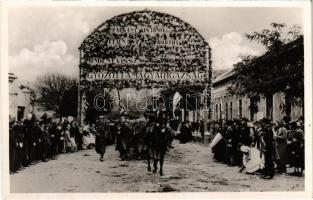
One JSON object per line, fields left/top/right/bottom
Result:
{"left": 9, "top": 73, "right": 33, "bottom": 121}
{"left": 211, "top": 69, "right": 303, "bottom": 122}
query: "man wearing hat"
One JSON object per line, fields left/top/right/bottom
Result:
{"left": 95, "top": 116, "right": 110, "bottom": 162}
{"left": 9, "top": 116, "right": 18, "bottom": 173}
{"left": 13, "top": 120, "right": 25, "bottom": 170}
{"left": 116, "top": 115, "right": 131, "bottom": 160}
{"left": 261, "top": 118, "right": 275, "bottom": 179}
{"left": 23, "top": 113, "right": 36, "bottom": 166}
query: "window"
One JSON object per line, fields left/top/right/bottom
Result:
{"left": 219, "top": 103, "right": 222, "bottom": 119}
{"left": 225, "top": 102, "right": 228, "bottom": 120}
{"left": 215, "top": 104, "right": 218, "bottom": 120}
{"left": 266, "top": 94, "right": 273, "bottom": 120}
{"left": 17, "top": 106, "right": 25, "bottom": 121}
{"left": 230, "top": 102, "right": 233, "bottom": 120}
{"left": 285, "top": 94, "right": 292, "bottom": 118}
{"left": 239, "top": 99, "right": 242, "bottom": 119}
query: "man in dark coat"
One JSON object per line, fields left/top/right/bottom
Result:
{"left": 95, "top": 116, "right": 110, "bottom": 162}
{"left": 42, "top": 123, "right": 52, "bottom": 161}
{"left": 180, "top": 121, "right": 192, "bottom": 144}
{"left": 9, "top": 118, "right": 19, "bottom": 173}
{"left": 56, "top": 123, "right": 65, "bottom": 153}
{"left": 32, "top": 121, "right": 41, "bottom": 162}
{"left": 71, "top": 121, "right": 82, "bottom": 150}
{"left": 13, "top": 121, "right": 25, "bottom": 170}
{"left": 225, "top": 121, "right": 236, "bottom": 166}
{"left": 169, "top": 117, "right": 180, "bottom": 132}
{"left": 261, "top": 118, "right": 275, "bottom": 179}
{"left": 116, "top": 116, "right": 131, "bottom": 160}
{"left": 211, "top": 121, "right": 227, "bottom": 162}
{"left": 275, "top": 120, "right": 289, "bottom": 174}
{"left": 133, "top": 119, "right": 146, "bottom": 159}
{"left": 23, "top": 115, "right": 36, "bottom": 166}
{"left": 288, "top": 122, "right": 304, "bottom": 176}
{"left": 49, "top": 123, "right": 59, "bottom": 159}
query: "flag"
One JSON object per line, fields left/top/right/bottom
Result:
{"left": 172, "top": 92, "right": 182, "bottom": 113}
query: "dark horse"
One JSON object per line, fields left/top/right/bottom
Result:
{"left": 145, "top": 122, "right": 172, "bottom": 176}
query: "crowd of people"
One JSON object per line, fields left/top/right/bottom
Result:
{"left": 209, "top": 116, "right": 305, "bottom": 179}
{"left": 10, "top": 112, "right": 305, "bottom": 180}
{"left": 167, "top": 118, "right": 204, "bottom": 144}
{"left": 9, "top": 112, "right": 173, "bottom": 172}
{"left": 9, "top": 114, "right": 97, "bottom": 173}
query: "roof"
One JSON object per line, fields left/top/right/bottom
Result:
{"left": 212, "top": 36, "right": 303, "bottom": 87}
{"left": 212, "top": 68, "right": 235, "bottom": 85}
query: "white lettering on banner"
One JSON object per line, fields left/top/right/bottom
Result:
{"left": 110, "top": 26, "right": 171, "bottom": 34}
{"left": 87, "top": 57, "right": 140, "bottom": 65}
{"left": 86, "top": 57, "right": 203, "bottom": 66}
{"left": 105, "top": 39, "right": 200, "bottom": 47}
{"left": 85, "top": 71, "right": 206, "bottom": 81}
{"left": 107, "top": 39, "right": 128, "bottom": 46}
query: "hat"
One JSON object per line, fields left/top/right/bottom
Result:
{"left": 261, "top": 118, "right": 271, "bottom": 124}
{"left": 282, "top": 116, "right": 291, "bottom": 123}
{"left": 240, "top": 145, "right": 250, "bottom": 153}
{"left": 241, "top": 118, "right": 249, "bottom": 122}
{"left": 26, "top": 113, "right": 33, "bottom": 120}
{"left": 290, "top": 122, "right": 297, "bottom": 129}
{"left": 9, "top": 116, "right": 15, "bottom": 124}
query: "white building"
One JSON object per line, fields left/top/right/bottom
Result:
{"left": 9, "top": 73, "right": 33, "bottom": 121}
{"left": 211, "top": 69, "right": 303, "bottom": 122}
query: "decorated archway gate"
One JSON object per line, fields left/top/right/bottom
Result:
{"left": 78, "top": 10, "right": 212, "bottom": 128}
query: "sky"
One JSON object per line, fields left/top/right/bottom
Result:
{"left": 8, "top": 6, "right": 303, "bottom": 84}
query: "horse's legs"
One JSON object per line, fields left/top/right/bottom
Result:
{"left": 159, "top": 154, "right": 164, "bottom": 176}
{"left": 124, "top": 148, "right": 128, "bottom": 159}
{"left": 153, "top": 159, "right": 158, "bottom": 173}
{"left": 147, "top": 148, "right": 151, "bottom": 172}
{"left": 135, "top": 141, "right": 139, "bottom": 160}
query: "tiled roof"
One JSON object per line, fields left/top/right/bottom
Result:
{"left": 212, "top": 68, "right": 235, "bottom": 84}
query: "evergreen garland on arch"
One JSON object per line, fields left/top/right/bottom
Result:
{"left": 79, "top": 10, "right": 211, "bottom": 91}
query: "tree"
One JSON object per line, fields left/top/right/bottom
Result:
{"left": 34, "top": 73, "right": 78, "bottom": 118}
{"left": 229, "top": 23, "right": 304, "bottom": 116}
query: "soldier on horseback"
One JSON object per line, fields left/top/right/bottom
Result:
{"left": 145, "top": 102, "right": 172, "bottom": 176}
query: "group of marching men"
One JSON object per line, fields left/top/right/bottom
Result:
{"left": 209, "top": 116, "right": 305, "bottom": 179}
{"left": 93, "top": 112, "right": 176, "bottom": 162}
{"left": 93, "top": 113, "right": 206, "bottom": 162}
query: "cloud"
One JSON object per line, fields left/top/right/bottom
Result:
{"left": 9, "top": 8, "right": 93, "bottom": 56}
{"left": 9, "top": 40, "right": 78, "bottom": 84}
{"left": 209, "top": 32, "right": 261, "bottom": 70}
{"left": 56, "top": 11, "right": 91, "bottom": 36}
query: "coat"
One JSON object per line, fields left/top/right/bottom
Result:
{"left": 95, "top": 123, "right": 110, "bottom": 154}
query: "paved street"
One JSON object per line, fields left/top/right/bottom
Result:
{"left": 10, "top": 141, "right": 304, "bottom": 193}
